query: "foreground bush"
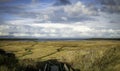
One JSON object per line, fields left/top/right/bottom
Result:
{"left": 0, "top": 49, "right": 76, "bottom": 71}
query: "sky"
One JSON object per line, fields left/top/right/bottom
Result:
{"left": 0, "top": 0, "right": 120, "bottom": 38}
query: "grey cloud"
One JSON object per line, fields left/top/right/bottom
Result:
{"left": 77, "top": 0, "right": 120, "bottom": 13}
{"left": 97, "top": 0, "right": 120, "bottom": 13}
{"left": 54, "top": 0, "right": 71, "bottom": 6}
{"left": 0, "top": 0, "right": 120, "bottom": 38}
{"left": 100, "top": 0, "right": 120, "bottom": 5}
{"left": 0, "top": 5, "right": 27, "bottom": 24}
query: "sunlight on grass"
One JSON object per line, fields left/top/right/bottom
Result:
{"left": 0, "top": 40, "right": 120, "bottom": 71}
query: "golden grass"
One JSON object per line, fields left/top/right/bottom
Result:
{"left": 0, "top": 40, "right": 120, "bottom": 71}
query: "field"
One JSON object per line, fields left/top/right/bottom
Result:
{"left": 0, "top": 40, "right": 120, "bottom": 71}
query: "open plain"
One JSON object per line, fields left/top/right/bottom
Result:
{"left": 0, "top": 40, "right": 120, "bottom": 71}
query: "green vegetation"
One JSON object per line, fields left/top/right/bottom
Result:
{"left": 0, "top": 40, "right": 120, "bottom": 71}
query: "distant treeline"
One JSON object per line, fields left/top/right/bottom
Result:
{"left": 87, "top": 38, "right": 120, "bottom": 40}
{"left": 0, "top": 38, "right": 120, "bottom": 41}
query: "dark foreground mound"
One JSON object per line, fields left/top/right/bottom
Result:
{"left": 0, "top": 49, "right": 77, "bottom": 71}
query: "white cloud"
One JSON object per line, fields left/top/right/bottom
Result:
{"left": 61, "top": 17, "right": 68, "bottom": 21}
{"left": 43, "top": 15, "right": 49, "bottom": 20}
{"left": 13, "top": 33, "right": 30, "bottom": 37}
{"left": 0, "top": 32, "right": 9, "bottom": 36}
{"left": 73, "top": 26, "right": 92, "bottom": 32}
{"left": 64, "top": 2, "right": 95, "bottom": 16}
{"left": 0, "top": 21, "right": 120, "bottom": 38}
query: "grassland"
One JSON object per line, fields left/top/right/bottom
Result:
{"left": 0, "top": 40, "right": 120, "bottom": 71}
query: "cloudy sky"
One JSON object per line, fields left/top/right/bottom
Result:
{"left": 0, "top": 0, "right": 120, "bottom": 38}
